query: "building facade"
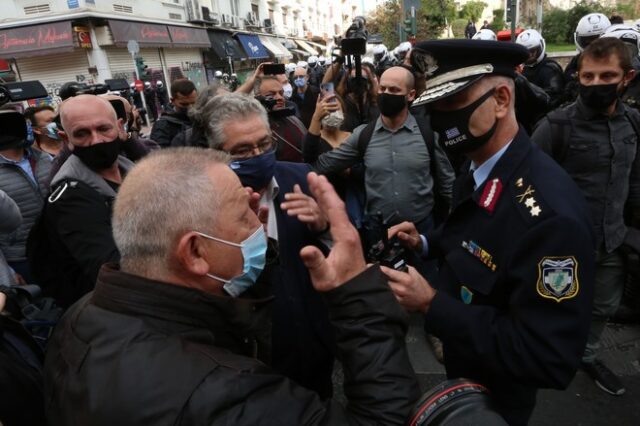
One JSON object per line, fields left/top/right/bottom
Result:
{"left": 0, "top": 0, "right": 361, "bottom": 105}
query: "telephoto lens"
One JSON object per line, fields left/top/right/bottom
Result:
{"left": 409, "top": 378, "right": 508, "bottom": 426}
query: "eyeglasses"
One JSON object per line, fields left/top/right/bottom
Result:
{"left": 229, "top": 136, "right": 277, "bottom": 160}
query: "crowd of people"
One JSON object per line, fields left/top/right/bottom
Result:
{"left": 1, "top": 11, "right": 640, "bottom": 426}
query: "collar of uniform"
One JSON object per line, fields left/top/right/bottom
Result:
{"left": 91, "top": 263, "right": 273, "bottom": 332}
{"left": 0, "top": 148, "right": 30, "bottom": 164}
{"left": 576, "top": 96, "right": 626, "bottom": 120}
{"left": 471, "top": 140, "right": 512, "bottom": 189}
{"left": 471, "top": 127, "right": 531, "bottom": 204}
{"left": 374, "top": 112, "right": 417, "bottom": 133}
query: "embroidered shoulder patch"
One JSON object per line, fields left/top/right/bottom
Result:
{"left": 536, "top": 257, "right": 579, "bottom": 302}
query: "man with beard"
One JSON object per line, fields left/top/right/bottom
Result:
{"left": 384, "top": 39, "right": 595, "bottom": 425}
{"left": 531, "top": 37, "right": 639, "bottom": 397}
{"left": 150, "top": 79, "right": 197, "bottom": 148}
{"left": 32, "top": 95, "right": 132, "bottom": 308}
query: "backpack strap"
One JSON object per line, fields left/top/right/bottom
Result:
{"left": 545, "top": 108, "right": 573, "bottom": 164}
{"left": 356, "top": 120, "right": 378, "bottom": 157}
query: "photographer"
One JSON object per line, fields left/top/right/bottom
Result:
{"left": 335, "top": 65, "right": 379, "bottom": 132}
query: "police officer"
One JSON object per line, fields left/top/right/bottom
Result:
{"left": 516, "top": 29, "right": 565, "bottom": 108}
{"left": 381, "top": 40, "right": 595, "bottom": 425}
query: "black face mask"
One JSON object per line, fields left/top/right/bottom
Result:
{"left": 430, "top": 88, "right": 497, "bottom": 155}
{"left": 378, "top": 93, "right": 408, "bottom": 118}
{"left": 579, "top": 83, "right": 620, "bottom": 111}
{"left": 72, "top": 137, "right": 123, "bottom": 171}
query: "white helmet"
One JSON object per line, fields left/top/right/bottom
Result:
{"left": 362, "top": 56, "right": 374, "bottom": 65}
{"left": 516, "top": 29, "right": 546, "bottom": 65}
{"left": 156, "top": 80, "right": 164, "bottom": 88}
{"left": 144, "top": 81, "right": 151, "bottom": 88}
{"left": 394, "top": 42, "right": 411, "bottom": 56}
{"left": 318, "top": 56, "right": 327, "bottom": 65}
{"left": 372, "top": 44, "right": 388, "bottom": 63}
{"left": 574, "top": 13, "right": 611, "bottom": 51}
{"left": 307, "top": 55, "right": 318, "bottom": 66}
{"left": 130, "top": 82, "right": 135, "bottom": 89}
{"left": 601, "top": 24, "right": 640, "bottom": 57}
{"left": 472, "top": 29, "right": 497, "bottom": 41}
{"left": 285, "top": 62, "right": 297, "bottom": 74}
{"left": 635, "top": 19, "right": 640, "bottom": 32}
{"left": 297, "top": 60, "right": 308, "bottom": 69}
{"left": 214, "top": 70, "right": 223, "bottom": 78}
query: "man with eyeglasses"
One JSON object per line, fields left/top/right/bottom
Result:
{"left": 383, "top": 40, "right": 595, "bottom": 425}
{"left": 192, "top": 92, "right": 335, "bottom": 399}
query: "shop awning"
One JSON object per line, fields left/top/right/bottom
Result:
{"left": 109, "top": 20, "right": 172, "bottom": 48}
{"left": 208, "top": 30, "right": 246, "bottom": 60}
{"left": 236, "top": 34, "right": 269, "bottom": 59}
{"left": 294, "top": 39, "right": 318, "bottom": 55}
{"left": 258, "top": 36, "right": 292, "bottom": 59}
{"left": 290, "top": 48, "right": 309, "bottom": 57}
{"left": 305, "top": 40, "right": 327, "bottom": 53}
{"left": 167, "top": 25, "right": 210, "bottom": 48}
{"left": 0, "top": 21, "right": 74, "bottom": 59}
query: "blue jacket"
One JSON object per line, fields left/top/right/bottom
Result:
{"left": 265, "top": 161, "right": 334, "bottom": 398}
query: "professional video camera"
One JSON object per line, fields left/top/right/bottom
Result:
{"left": 0, "top": 80, "right": 49, "bottom": 108}
{"left": 58, "top": 81, "right": 109, "bottom": 100}
{"left": 363, "top": 213, "right": 408, "bottom": 272}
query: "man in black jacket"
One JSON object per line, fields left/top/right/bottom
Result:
{"left": 149, "top": 79, "right": 197, "bottom": 148}
{"left": 44, "top": 148, "right": 420, "bottom": 425}
{"left": 31, "top": 95, "right": 132, "bottom": 308}
{"left": 291, "top": 66, "right": 320, "bottom": 128}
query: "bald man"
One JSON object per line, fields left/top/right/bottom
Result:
{"left": 30, "top": 95, "right": 134, "bottom": 308}
{"left": 312, "top": 66, "right": 454, "bottom": 246}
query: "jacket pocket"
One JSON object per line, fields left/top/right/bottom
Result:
{"left": 445, "top": 246, "right": 498, "bottom": 296}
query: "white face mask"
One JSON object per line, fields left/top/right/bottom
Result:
{"left": 321, "top": 110, "right": 344, "bottom": 129}
{"left": 282, "top": 83, "right": 293, "bottom": 99}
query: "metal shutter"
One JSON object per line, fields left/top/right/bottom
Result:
{"left": 16, "top": 50, "right": 90, "bottom": 89}
{"left": 105, "top": 47, "right": 164, "bottom": 82}
{"left": 161, "top": 48, "right": 207, "bottom": 90}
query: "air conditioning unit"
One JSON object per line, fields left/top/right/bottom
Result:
{"left": 231, "top": 16, "right": 240, "bottom": 28}
{"left": 202, "top": 6, "right": 211, "bottom": 21}
{"left": 245, "top": 12, "right": 258, "bottom": 26}
{"left": 222, "top": 14, "right": 232, "bottom": 26}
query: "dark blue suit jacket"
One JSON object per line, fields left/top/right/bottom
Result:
{"left": 265, "top": 161, "right": 334, "bottom": 398}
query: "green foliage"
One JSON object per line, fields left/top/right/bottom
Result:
{"left": 489, "top": 8, "right": 505, "bottom": 33}
{"left": 366, "top": 0, "right": 401, "bottom": 48}
{"left": 451, "top": 18, "right": 469, "bottom": 39}
{"left": 459, "top": 1, "right": 488, "bottom": 23}
{"left": 541, "top": 8, "right": 570, "bottom": 44}
{"left": 367, "top": 0, "right": 456, "bottom": 44}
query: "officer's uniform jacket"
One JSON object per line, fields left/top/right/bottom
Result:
{"left": 425, "top": 129, "right": 595, "bottom": 412}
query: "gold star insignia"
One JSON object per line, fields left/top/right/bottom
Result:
{"left": 530, "top": 205, "right": 542, "bottom": 217}
{"left": 524, "top": 197, "right": 536, "bottom": 208}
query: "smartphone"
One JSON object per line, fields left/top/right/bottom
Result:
{"left": 263, "top": 63, "right": 285, "bottom": 75}
{"left": 320, "top": 82, "right": 336, "bottom": 102}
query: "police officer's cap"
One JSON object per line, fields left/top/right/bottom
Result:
{"left": 413, "top": 39, "right": 528, "bottom": 106}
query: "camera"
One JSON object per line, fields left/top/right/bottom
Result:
{"left": 0, "top": 80, "right": 48, "bottom": 108}
{"left": 58, "top": 81, "right": 109, "bottom": 100}
{"left": 364, "top": 213, "right": 408, "bottom": 272}
{"left": 255, "top": 95, "right": 295, "bottom": 119}
{"left": 340, "top": 16, "right": 368, "bottom": 56}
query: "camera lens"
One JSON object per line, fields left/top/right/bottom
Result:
{"left": 409, "top": 378, "right": 508, "bottom": 426}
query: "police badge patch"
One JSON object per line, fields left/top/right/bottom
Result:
{"left": 536, "top": 257, "right": 579, "bottom": 302}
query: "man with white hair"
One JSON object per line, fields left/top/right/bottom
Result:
{"left": 44, "top": 148, "right": 420, "bottom": 425}
{"left": 192, "top": 92, "right": 334, "bottom": 397}
{"left": 31, "top": 94, "right": 132, "bottom": 308}
{"left": 291, "top": 66, "right": 320, "bottom": 128}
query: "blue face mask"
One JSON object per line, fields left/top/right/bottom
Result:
{"left": 45, "top": 122, "right": 60, "bottom": 140}
{"left": 229, "top": 149, "right": 277, "bottom": 191}
{"left": 294, "top": 77, "right": 306, "bottom": 88}
{"left": 195, "top": 226, "right": 267, "bottom": 297}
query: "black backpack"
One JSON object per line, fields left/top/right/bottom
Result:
{"left": 546, "top": 105, "right": 640, "bottom": 163}
{"left": 356, "top": 114, "right": 451, "bottom": 224}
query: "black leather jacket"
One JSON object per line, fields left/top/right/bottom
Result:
{"left": 44, "top": 264, "right": 420, "bottom": 425}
